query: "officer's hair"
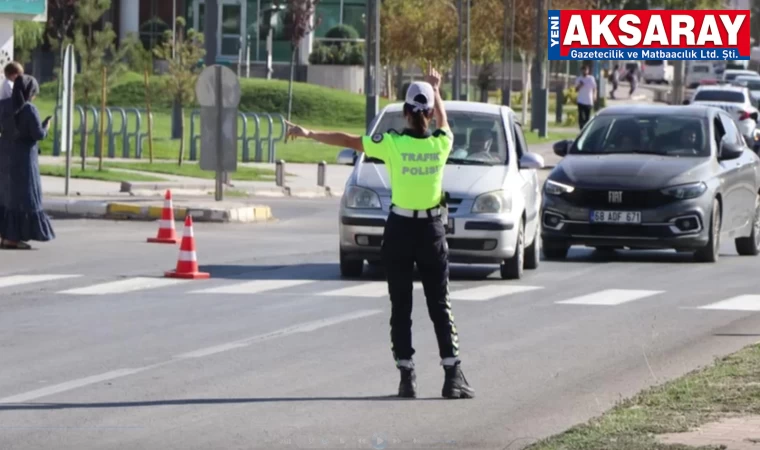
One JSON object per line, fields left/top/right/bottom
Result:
{"left": 3, "top": 61, "right": 23, "bottom": 78}
{"left": 403, "top": 94, "right": 434, "bottom": 135}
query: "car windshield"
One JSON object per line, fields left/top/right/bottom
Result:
{"left": 693, "top": 90, "right": 745, "bottom": 103}
{"left": 692, "top": 66, "right": 710, "bottom": 73}
{"left": 570, "top": 115, "right": 710, "bottom": 157}
{"left": 368, "top": 111, "right": 508, "bottom": 166}
{"left": 735, "top": 78, "right": 760, "bottom": 90}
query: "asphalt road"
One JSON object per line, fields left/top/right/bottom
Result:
{"left": 3, "top": 194, "right": 760, "bottom": 450}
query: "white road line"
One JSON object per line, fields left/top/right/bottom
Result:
{"left": 0, "top": 309, "right": 382, "bottom": 404}
{"left": 191, "top": 279, "right": 312, "bottom": 294}
{"left": 177, "top": 309, "right": 383, "bottom": 358}
{"left": 451, "top": 285, "right": 543, "bottom": 301}
{"left": 318, "top": 282, "right": 388, "bottom": 298}
{"left": 698, "top": 295, "right": 760, "bottom": 311}
{"left": 0, "top": 369, "right": 146, "bottom": 403}
{"left": 555, "top": 289, "right": 663, "bottom": 306}
{"left": 0, "top": 274, "right": 81, "bottom": 289}
{"left": 59, "top": 278, "right": 188, "bottom": 295}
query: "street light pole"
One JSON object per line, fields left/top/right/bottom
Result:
{"left": 507, "top": 0, "right": 515, "bottom": 107}
{"left": 532, "top": 0, "right": 547, "bottom": 136}
{"left": 453, "top": 0, "right": 463, "bottom": 100}
{"left": 364, "top": 0, "right": 380, "bottom": 132}
{"left": 501, "top": 0, "right": 508, "bottom": 106}
{"left": 172, "top": 0, "right": 177, "bottom": 60}
{"left": 465, "top": 0, "right": 471, "bottom": 101}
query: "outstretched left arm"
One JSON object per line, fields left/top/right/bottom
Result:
{"left": 285, "top": 122, "right": 364, "bottom": 152}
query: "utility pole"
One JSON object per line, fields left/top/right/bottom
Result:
{"left": 170, "top": 0, "right": 181, "bottom": 139}
{"left": 507, "top": 0, "right": 515, "bottom": 107}
{"left": 532, "top": 0, "right": 548, "bottom": 136}
{"left": 364, "top": 0, "right": 380, "bottom": 132}
{"left": 465, "top": 0, "right": 471, "bottom": 101}
{"left": 453, "top": 0, "right": 463, "bottom": 100}
{"left": 501, "top": 0, "right": 509, "bottom": 106}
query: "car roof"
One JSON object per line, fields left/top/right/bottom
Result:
{"left": 725, "top": 69, "right": 757, "bottom": 74}
{"left": 381, "top": 101, "right": 507, "bottom": 115}
{"left": 598, "top": 104, "right": 714, "bottom": 118}
{"left": 735, "top": 75, "right": 760, "bottom": 80}
{"left": 695, "top": 84, "right": 748, "bottom": 93}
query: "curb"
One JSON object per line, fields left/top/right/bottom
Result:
{"left": 44, "top": 199, "right": 274, "bottom": 223}
{"left": 121, "top": 181, "right": 337, "bottom": 198}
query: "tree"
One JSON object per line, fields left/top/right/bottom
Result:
{"left": 153, "top": 17, "right": 206, "bottom": 166}
{"left": 73, "top": 0, "right": 125, "bottom": 171}
{"left": 13, "top": 21, "right": 45, "bottom": 65}
{"left": 470, "top": 0, "right": 504, "bottom": 102}
{"left": 278, "top": 0, "right": 320, "bottom": 121}
{"left": 752, "top": 0, "right": 760, "bottom": 46}
{"left": 47, "top": 0, "right": 76, "bottom": 50}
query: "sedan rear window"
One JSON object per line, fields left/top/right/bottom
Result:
{"left": 693, "top": 90, "right": 746, "bottom": 103}
{"left": 571, "top": 115, "right": 710, "bottom": 157}
{"left": 369, "top": 111, "right": 508, "bottom": 166}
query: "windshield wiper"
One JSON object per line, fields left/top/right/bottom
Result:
{"left": 446, "top": 157, "right": 495, "bottom": 166}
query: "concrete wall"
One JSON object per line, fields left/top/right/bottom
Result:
{"left": 306, "top": 65, "right": 365, "bottom": 94}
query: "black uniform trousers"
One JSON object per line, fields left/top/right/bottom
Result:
{"left": 381, "top": 212, "right": 460, "bottom": 362}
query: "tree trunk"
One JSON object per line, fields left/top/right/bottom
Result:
{"left": 287, "top": 46, "right": 297, "bottom": 121}
{"left": 178, "top": 103, "right": 185, "bottom": 166}
{"left": 520, "top": 51, "right": 531, "bottom": 126}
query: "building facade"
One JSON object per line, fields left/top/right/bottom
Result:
{"left": 113, "top": 0, "right": 367, "bottom": 66}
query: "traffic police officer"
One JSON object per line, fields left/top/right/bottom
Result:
{"left": 285, "top": 64, "right": 474, "bottom": 400}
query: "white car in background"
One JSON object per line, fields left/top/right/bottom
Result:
{"left": 642, "top": 60, "right": 674, "bottom": 84}
{"left": 732, "top": 75, "right": 760, "bottom": 106}
{"left": 722, "top": 69, "right": 759, "bottom": 83}
{"left": 686, "top": 62, "right": 718, "bottom": 88}
{"left": 686, "top": 85, "right": 759, "bottom": 141}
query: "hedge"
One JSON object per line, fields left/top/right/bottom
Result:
{"left": 39, "top": 71, "right": 390, "bottom": 127}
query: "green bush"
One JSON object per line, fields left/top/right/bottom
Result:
{"left": 562, "top": 88, "right": 578, "bottom": 105}
{"left": 324, "top": 24, "right": 360, "bottom": 41}
{"left": 40, "top": 72, "right": 389, "bottom": 127}
{"left": 309, "top": 41, "right": 364, "bottom": 65}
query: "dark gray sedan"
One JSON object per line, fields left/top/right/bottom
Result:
{"left": 541, "top": 105, "right": 760, "bottom": 262}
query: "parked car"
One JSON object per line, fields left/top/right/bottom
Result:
{"left": 542, "top": 105, "right": 760, "bottom": 262}
{"left": 686, "top": 85, "right": 759, "bottom": 142}
{"left": 721, "top": 69, "right": 759, "bottom": 83}
{"left": 337, "top": 102, "right": 545, "bottom": 280}
{"left": 642, "top": 60, "right": 674, "bottom": 84}
{"left": 732, "top": 75, "right": 760, "bottom": 106}
{"left": 686, "top": 62, "right": 718, "bottom": 89}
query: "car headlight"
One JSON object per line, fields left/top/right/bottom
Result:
{"left": 345, "top": 186, "right": 382, "bottom": 209}
{"left": 660, "top": 182, "right": 707, "bottom": 200}
{"left": 544, "top": 180, "right": 575, "bottom": 196}
{"left": 471, "top": 191, "right": 512, "bottom": 214}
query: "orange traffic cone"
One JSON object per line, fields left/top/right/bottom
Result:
{"left": 165, "top": 216, "right": 210, "bottom": 279}
{"left": 148, "top": 190, "right": 180, "bottom": 244}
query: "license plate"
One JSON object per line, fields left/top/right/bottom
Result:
{"left": 446, "top": 218, "right": 455, "bottom": 234}
{"left": 590, "top": 210, "right": 641, "bottom": 224}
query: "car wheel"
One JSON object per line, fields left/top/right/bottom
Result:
{"left": 501, "top": 220, "right": 525, "bottom": 280}
{"left": 524, "top": 223, "right": 540, "bottom": 270}
{"left": 542, "top": 239, "right": 569, "bottom": 260}
{"left": 340, "top": 251, "right": 364, "bottom": 278}
{"left": 735, "top": 195, "right": 760, "bottom": 256}
{"left": 695, "top": 199, "right": 721, "bottom": 263}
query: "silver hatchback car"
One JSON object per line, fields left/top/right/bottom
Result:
{"left": 337, "top": 101, "right": 545, "bottom": 280}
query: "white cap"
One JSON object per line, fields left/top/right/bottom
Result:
{"left": 405, "top": 81, "right": 435, "bottom": 112}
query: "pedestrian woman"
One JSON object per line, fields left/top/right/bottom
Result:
{"left": 0, "top": 75, "right": 55, "bottom": 249}
{"left": 284, "top": 64, "right": 474, "bottom": 400}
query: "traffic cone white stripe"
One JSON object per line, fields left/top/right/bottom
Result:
{"left": 179, "top": 250, "right": 197, "bottom": 261}
{"left": 182, "top": 226, "right": 194, "bottom": 237}
{"left": 159, "top": 220, "right": 175, "bottom": 229}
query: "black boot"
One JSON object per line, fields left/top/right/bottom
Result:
{"left": 398, "top": 367, "right": 417, "bottom": 398}
{"left": 442, "top": 362, "right": 475, "bottom": 399}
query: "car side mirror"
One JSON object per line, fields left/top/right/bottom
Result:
{"left": 337, "top": 149, "right": 356, "bottom": 166}
{"left": 682, "top": 99, "right": 690, "bottom": 105}
{"left": 553, "top": 139, "right": 571, "bottom": 157}
{"left": 519, "top": 152, "right": 545, "bottom": 170}
{"left": 718, "top": 136, "right": 743, "bottom": 161}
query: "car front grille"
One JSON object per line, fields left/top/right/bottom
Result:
{"left": 447, "top": 197, "right": 463, "bottom": 214}
{"left": 561, "top": 188, "right": 675, "bottom": 209}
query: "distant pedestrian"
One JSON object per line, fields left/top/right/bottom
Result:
{"left": 575, "top": 65, "right": 596, "bottom": 129}
{"left": 609, "top": 64, "right": 620, "bottom": 99}
{"left": 0, "top": 75, "right": 55, "bottom": 249}
{"left": 628, "top": 67, "right": 638, "bottom": 97}
{"left": 1, "top": 62, "right": 23, "bottom": 100}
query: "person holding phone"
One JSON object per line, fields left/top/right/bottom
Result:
{"left": 0, "top": 75, "right": 55, "bottom": 249}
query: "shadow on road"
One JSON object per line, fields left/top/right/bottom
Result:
{"left": 555, "top": 247, "right": 718, "bottom": 264}
{"left": 199, "top": 263, "right": 500, "bottom": 281}
{"left": 0, "top": 396, "right": 445, "bottom": 410}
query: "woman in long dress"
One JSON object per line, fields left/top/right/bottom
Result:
{"left": 0, "top": 75, "right": 55, "bottom": 249}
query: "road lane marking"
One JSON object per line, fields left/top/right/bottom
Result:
{"left": 59, "top": 278, "right": 188, "bottom": 295}
{"left": 0, "top": 309, "right": 382, "bottom": 404}
{"left": 191, "top": 279, "right": 312, "bottom": 294}
{"left": 698, "top": 295, "right": 760, "bottom": 311}
{"left": 0, "top": 275, "right": 81, "bottom": 289}
{"left": 451, "top": 285, "right": 543, "bottom": 301}
{"left": 318, "top": 282, "right": 388, "bottom": 298}
{"left": 555, "top": 289, "right": 663, "bottom": 306}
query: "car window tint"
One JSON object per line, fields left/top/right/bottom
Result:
{"left": 713, "top": 116, "right": 726, "bottom": 151}
{"left": 719, "top": 113, "right": 744, "bottom": 147}
{"left": 693, "top": 90, "right": 746, "bottom": 103}
{"left": 373, "top": 111, "right": 508, "bottom": 165}
{"left": 570, "top": 115, "right": 710, "bottom": 157}
{"left": 513, "top": 123, "right": 527, "bottom": 159}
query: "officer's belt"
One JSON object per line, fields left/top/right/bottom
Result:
{"left": 390, "top": 205, "right": 442, "bottom": 219}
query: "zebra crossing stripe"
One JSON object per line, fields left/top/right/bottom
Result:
{"left": 59, "top": 277, "right": 188, "bottom": 295}
{"left": 0, "top": 274, "right": 81, "bottom": 289}
{"left": 698, "top": 295, "right": 760, "bottom": 311}
{"left": 555, "top": 289, "right": 663, "bottom": 306}
{"left": 451, "top": 285, "right": 543, "bottom": 301}
{"left": 192, "top": 279, "right": 313, "bottom": 294}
